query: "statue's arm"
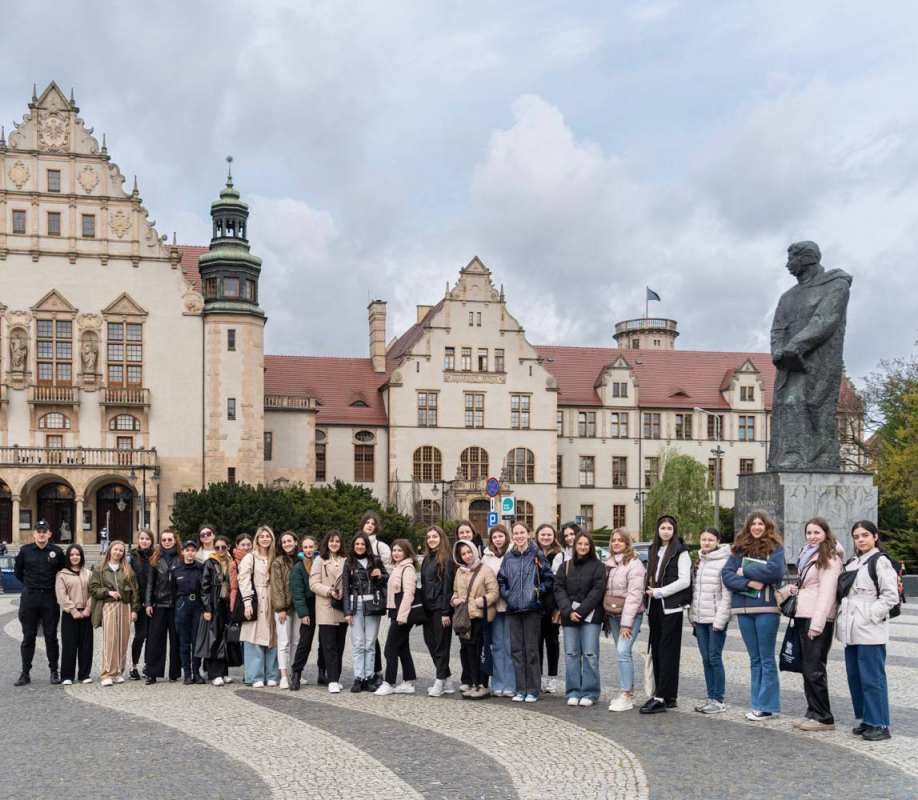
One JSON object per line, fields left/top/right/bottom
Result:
{"left": 785, "top": 282, "right": 850, "bottom": 356}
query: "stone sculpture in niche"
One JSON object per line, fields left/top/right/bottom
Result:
{"left": 10, "top": 333, "right": 28, "bottom": 371}
{"left": 80, "top": 336, "right": 98, "bottom": 373}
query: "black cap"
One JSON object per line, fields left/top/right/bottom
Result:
{"left": 35, "top": 519, "right": 52, "bottom": 532}
{"left": 182, "top": 540, "right": 199, "bottom": 550}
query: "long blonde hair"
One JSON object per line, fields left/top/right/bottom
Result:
{"left": 609, "top": 528, "right": 637, "bottom": 565}
{"left": 254, "top": 525, "right": 276, "bottom": 566}
{"left": 98, "top": 540, "right": 136, "bottom": 585}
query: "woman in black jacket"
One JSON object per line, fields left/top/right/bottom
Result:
{"left": 127, "top": 528, "right": 154, "bottom": 680}
{"left": 143, "top": 529, "right": 182, "bottom": 684}
{"left": 535, "top": 524, "right": 562, "bottom": 693}
{"left": 421, "top": 525, "right": 456, "bottom": 697}
{"left": 343, "top": 532, "right": 388, "bottom": 693}
{"left": 199, "top": 535, "right": 237, "bottom": 685}
{"left": 553, "top": 531, "right": 606, "bottom": 707}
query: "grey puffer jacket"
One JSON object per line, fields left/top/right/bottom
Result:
{"left": 688, "top": 544, "right": 732, "bottom": 630}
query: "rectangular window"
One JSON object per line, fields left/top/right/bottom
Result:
{"left": 461, "top": 347, "right": 472, "bottom": 371}
{"left": 227, "top": 329, "right": 236, "bottom": 351}
{"left": 612, "top": 456, "right": 628, "bottom": 487}
{"left": 469, "top": 311, "right": 474, "bottom": 327}
{"left": 706, "top": 414, "right": 725, "bottom": 440}
{"left": 708, "top": 458, "right": 723, "bottom": 488}
{"left": 227, "top": 398, "right": 236, "bottom": 420}
{"left": 46, "top": 434, "right": 64, "bottom": 449}
{"left": 612, "top": 382, "right": 628, "bottom": 398}
{"left": 116, "top": 436, "right": 133, "bottom": 451}
{"left": 47, "top": 170, "right": 61, "bottom": 192}
{"left": 739, "top": 415, "right": 755, "bottom": 441}
{"left": 741, "top": 386, "right": 755, "bottom": 402}
{"left": 478, "top": 348, "right": 488, "bottom": 371}
{"left": 223, "top": 277, "right": 239, "bottom": 297}
{"left": 315, "top": 443, "right": 326, "bottom": 482}
{"left": 610, "top": 412, "right": 629, "bottom": 438}
{"left": 12, "top": 210, "right": 26, "bottom": 234}
{"left": 228, "top": 467, "right": 236, "bottom": 484}
{"left": 464, "top": 393, "right": 484, "bottom": 428}
{"left": 81, "top": 215, "right": 95, "bottom": 238}
{"left": 444, "top": 347, "right": 455, "bottom": 371}
{"left": 511, "top": 394, "right": 530, "bottom": 429}
{"left": 204, "top": 278, "right": 217, "bottom": 298}
{"left": 245, "top": 280, "right": 256, "bottom": 302}
{"left": 643, "top": 412, "right": 661, "bottom": 439}
{"left": 264, "top": 431, "right": 273, "bottom": 461}
{"left": 476, "top": 312, "right": 482, "bottom": 327}
{"left": 557, "top": 455, "right": 563, "bottom": 488}
{"left": 495, "top": 348, "right": 505, "bottom": 372}
{"left": 37, "top": 317, "right": 72, "bottom": 386}
{"left": 740, "top": 458, "right": 755, "bottom": 475}
{"left": 557, "top": 410, "right": 564, "bottom": 436}
{"left": 557, "top": 504, "right": 562, "bottom": 531}
{"left": 107, "top": 322, "right": 142, "bottom": 387}
{"left": 417, "top": 392, "right": 438, "bottom": 427}
{"left": 644, "top": 457, "right": 660, "bottom": 488}
{"left": 674, "top": 413, "right": 693, "bottom": 440}
{"left": 354, "top": 445, "right": 375, "bottom": 482}
{"left": 612, "top": 504, "right": 626, "bottom": 529}
{"left": 579, "top": 505, "right": 594, "bottom": 532}
{"left": 578, "top": 411, "right": 596, "bottom": 437}
{"left": 579, "top": 456, "right": 595, "bottom": 488}
{"left": 47, "top": 212, "right": 61, "bottom": 236}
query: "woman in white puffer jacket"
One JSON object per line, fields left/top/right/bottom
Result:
{"left": 688, "top": 528, "right": 732, "bottom": 714}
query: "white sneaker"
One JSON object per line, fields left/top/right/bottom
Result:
{"left": 101, "top": 679, "right": 114, "bottom": 687}
{"left": 442, "top": 678, "right": 456, "bottom": 694}
{"left": 545, "top": 677, "right": 557, "bottom": 694}
{"left": 252, "top": 681, "right": 265, "bottom": 688}
{"left": 62, "top": 679, "right": 73, "bottom": 686}
{"left": 393, "top": 681, "right": 416, "bottom": 694}
{"left": 702, "top": 700, "right": 727, "bottom": 715}
{"left": 223, "top": 676, "right": 234, "bottom": 684}
{"left": 579, "top": 698, "right": 594, "bottom": 707}
{"left": 745, "top": 710, "right": 775, "bottom": 721}
{"left": 328, "top": 682, "right": 342, "bottom": 694}
{"left": 374, "top": 682, "right": 395, "bottom": 696}
{"left": 279, "top": 677, "right": 289, "bottom": 689}
{"left": 267, "top": 680, "right": 279, "bottom": 687}
{"left": 503, "top": 690, "right": 517, "bottom": 698}
{"left": 81, "top": 678, "right": 93, "bottom": 684}
{"left": 541, "top": 676, "right": 548, "bottom": 692}
{"left": 459, "top": 683, "right": 470, "bottom": 692}
{"left": 428, "top": 679, "right": 444, "bottom": 697}
{"left": 212, "top": 677, "right": 225, "bottom": 686}
{"left": 524, "top": 694, "right": 538, "bottom": 703}
{"left": 114, "top": 676, "right": 125, "bottom": 684}
{"left": 608, "top": 694, "right": 633, "bottom": 712}
{"left": 567, "top": 696, "right": 579, "bottom": 706}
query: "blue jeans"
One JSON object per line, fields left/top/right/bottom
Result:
{"left": 563, "top": 623, "right": 601, "bottom": 702}
{"left": 350, "top": 601, "right": 382, "bottom": 680}
{"left": 607, "top": 613, "right": 643, "bottom": 693}
{"left": 244, "top": 642, "right": 280, "bottom": 685}
{"left": 490, "top": 612, "right": 515, "bottom": 693}
{"left": 737, "top": 613, "right": 781, "bottom": 713}
{"left": 175, "top": 597, "right": 203, "bottom": 676}
{"left": 695, "top": 622, "right": 727, "bottom": 703}
{"left": 845, "top": 644, "right": 890, "bottom": 727}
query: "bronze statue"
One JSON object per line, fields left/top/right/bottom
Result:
{"left": 768, "top": 241, "right": 851, "bottom": 471}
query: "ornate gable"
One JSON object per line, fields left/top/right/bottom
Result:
{"left": 103, "top": 293, "right": 148, "bottom": 317}
{"left": 448, "top": 256, "right": 501, "bottom": 302}
{"left": 31, "top": 289, "right": 77, "bottom": 314}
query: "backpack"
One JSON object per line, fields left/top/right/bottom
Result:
{"left": 838, "top": 552, "right": 901, "bottom": 619}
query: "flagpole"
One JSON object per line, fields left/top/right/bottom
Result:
{"left": 645, "top": 287, "right": 649, "bottom": 320}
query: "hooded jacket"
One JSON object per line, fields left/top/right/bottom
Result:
{"left": 481, "top": 547, "right": 508, "bottom": 613}
{"left": 386, "top": 559, "right": 418, "bottom": 625}
{"left": 451, "top": 541, "right": 499, "bottom": 622}
{"left": 688, "top": 544, "right": 732, "bottom": 629}
{"left": 497, "top": 541, "right": 554, "bottom": 614}
{"left": 553, "top": 553, "right": 606, "bottom": 626}
{"left": 55, "top": 566, "right": 93, "bottom": 616}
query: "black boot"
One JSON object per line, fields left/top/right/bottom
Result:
{"left": 146, "top": 676, "right": 157, "bottom": 685}
{"left": 290, "top": 671, "right": 301, "bottom": 691}
{"left": 362, "top": 678, "right": 373, "bottom": 691}
{"left": 14, "top": 672, "right": 30, "bottom": 687}
{"left": 194, "top": 673, "right": 206, "bottom": 685}
{"left": 350, "top": 680, "right": 363, "bottom": 693}
{"left": 317, "top": 667, "right": 327, "bottom": 686}
{"left": 129, "top": 668, "right": 141, "bottom": 681}
{"left": 50, "top": 670, "right": 61, "bottom": 685}
{"left": 184, "top": 674, "right": 194, "bottom": 685}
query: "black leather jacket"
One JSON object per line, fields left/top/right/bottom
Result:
{"left": 145, "top": 550, "right": 178, "bottom": 608}
{"left": 201, "top": 557, "right": 230, "bottom": 614}
{"left": 129, "top": 547, "right": 153, "bottom": 601}
{"left": 421, "top": 555, "right": 455, "bottom": 616}
{"left": 342, "top": 557, "right": 388, "bottom": 616}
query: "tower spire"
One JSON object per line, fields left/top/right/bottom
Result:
{"left": 226, "top": 155, "right": 234, "bottom": 187}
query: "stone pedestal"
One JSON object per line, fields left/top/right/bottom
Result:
{"left": 736, "top": 471, "right": 877, "bottom": 562}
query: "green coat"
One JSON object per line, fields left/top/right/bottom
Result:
{"left": 89, "top": 564, "right": 141, "bottom": 629}
{"left": 290, "top": 558, "right": 314, "bottom": 619}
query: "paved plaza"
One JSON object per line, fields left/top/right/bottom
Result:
{"left": 2, "top": 594, "right": 917, "bottom": 799}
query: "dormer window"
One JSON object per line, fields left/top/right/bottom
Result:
{"left": 224, "top": 277, "right": 240, "bottom": 297}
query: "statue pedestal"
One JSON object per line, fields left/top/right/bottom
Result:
{"left": 736, "top": 471, "right": 877, "bottom": 562}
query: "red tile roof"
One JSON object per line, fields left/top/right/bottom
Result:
{"left": 388, "top": 299, "right": 444, "bottom": 361}
{"left": 177, "top": 245, "right": 208, "bottom": 292}
{"left": 264, "top": 354, "right": 389, "bottom": 426}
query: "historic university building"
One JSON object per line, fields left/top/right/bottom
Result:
{"left": 0, "top": 83, "right": 862, "bottom": 544}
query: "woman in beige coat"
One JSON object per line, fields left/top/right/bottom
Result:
{"left": 451, "top": 540, "right": 499, "bottom": 699}
{"left": 55, "top": 544, "right": 94, "bottom": 685}
{"left": 309, "top": 530, "right": 347, "bottom": 693}
{"left": 239, "top": 525, "right": 279, "bottom": 687}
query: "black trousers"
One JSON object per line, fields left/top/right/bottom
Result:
{"left": 60, "top": 613, "right": 93, "bottom": 682}
{"left": 539, "top": 611, "right": 560, "bottom": 676}
{"left": 204, "top": 599, "right": 230, "bottom": 681}
{"left": 458, "top": 618, "right": 484, "bottom": 687}
{"left": 146, "top": 606, "right": 181, "bottom": 680}
{"left": 318, "top": 623, "right": 348, "bottom": 683}
{"left": 175, "top": 597, "right": 203, "bottom": 676}
{"left": 19, "top": 588, "right": 60, "bottom": 673}
{"left": 131, "top": 609, "right": 149, "bottom": 667}
{"left": 374, "top": 639, "right": 382, "bottom": 673}
{"left": 384, "top": 614, "right": 416, "bottom": 685}
{"left": 799, "top": 618, "right": 835, "bottom": 723}
{"left": 423, "top": 610, "right": 453, "bottom": 680}
{"left": 648, "top": 599, "right": 683, "bottom": 702}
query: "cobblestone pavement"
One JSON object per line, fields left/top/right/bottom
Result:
{"left": 3, "top": 594, "right": 918, "bottom": 799}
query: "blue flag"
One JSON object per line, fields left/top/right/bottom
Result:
{"left": 646, "top": 287, "right": 661, "bottom": 302}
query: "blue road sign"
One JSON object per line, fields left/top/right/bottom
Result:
{"left": 486, "top": 477, "right": 500, "bottom": 497}
{"left": 488, "top": 511, "right": 499, "bottom": 528}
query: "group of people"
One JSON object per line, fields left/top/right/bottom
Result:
{"left": 12, "top": 509, "right": 900, "bottom": 741}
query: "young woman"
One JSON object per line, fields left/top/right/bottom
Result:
{"left": 605, "top": 528, "right": 646, "bottom": 712}
{"left": 310, "top": 531, "right": 348, "bottom": 693}
{"left": 89, "top": 541, "right": 140, "bottom": 686}
{"left": 195, "top": 523, "right": 217, "bottom": 563}
{"left": 229, "top": 533, "right": 254, "bottom": 611}
{"left": 788, "top": 517, "right": 843, "bottom": 731}
{"left": 172, "top": 540, "right": 205, "bottom": 684}
{"left": 640, "top": 515, "right": 692, "bottom": 714}
{"left": 456, "top": 519, "right": 484, "bottom": 557}
{"left": 482, "top": 525, "right": 515, "bottom": 697}
{"left": 344, "top": 531, "right": 388, "bottom": 692}
{"left": 837, "top": 520, "right": 898, "bottom": 742}
{"left": 55, "top": 544, "right": 93, "bottom": 685}
{"left": 497, "top": 522, "right": 554, "bottom": 703}
{"left": 554, "top": 531, "right": 605, "bottom": 707}
{"left": 127, "top": 529, "right": 154, "bottom": 680}
{"left": 421, "top": 525, "right": 456, "bottom": 697}
{"left": 535, "top": 523, "right": 562, "bottom": 694}
{"left": 688, "top": 527, "right": 732, "bottom": 714}
{"left": 143, "top": 529, "right": 182, "bottom": 685}
{"left": 553, "top": 522, "right": 579, "bottom": 572}
{"left": 200, "top": 535, "right": 235, "bottom": 685}
{"left": 290, "top": 536, "right": 324, "bottom": 689}
{"left": 451, "top": 540, "right": 499, "bottom": 699}
{"left": 239, "top": 525, "right": 279, "bottom": 688}
{"left": 375, "top": 539, "right": 419, "bottom": 695}
{"left": 271, "top": 531, "right": 300, "bottom": 689}
{"left": 359, "top": 512, "right": 391, "bottom": 689}
{"left": 722, "top": 510, "right": 787, "bottom": 721}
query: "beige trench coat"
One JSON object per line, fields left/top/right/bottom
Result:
{"left": 239, "top": 552, "right": 277, "bottom": 647}
{"left": 309, "top": 555, "right": 347, "bottom": 626}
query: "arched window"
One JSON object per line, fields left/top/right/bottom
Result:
{"left": 39, "top": 412, "right": 70, "bottom": 430}
{"left": 459, "top": 446, "right": 489, "bottom": 481}
{"left": 354, "top": 430, "right": 375, "bottom": 442}
{"left": 413, "top": 446, "right": 442, "bottom": 482}
{"left": 415, "top": 499, "right": 441, "bottom": 525}
{"left": 516, "top": 500, "right": 534, "bottom": 528}
{"left": 505, "top": 448, "right": 535, "bottom": 483}
{"left": 109, "top": 414, "right": 141, "bottom": 432}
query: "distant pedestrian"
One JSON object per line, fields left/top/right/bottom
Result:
{"left": 375, "top": 539, "right": 420, "bottom": 696}
{"left": 482, "top": 525, "right": 515, "bottom": 697}
{"left": 55, "top": 544, "right": 94, "bottom": 685}
{"left": 604, "top": 528, "right": 646, "bottom": 712}
{"left": 343, "top": 531, "right": 388, "bottom": 693}
{"left": 172, "top": 540, "right": 205, "bottom": 684}
{"left": 90, "top": 540, "right": 140, "bottom": 686}
{"left": 535, "top": 523, "right": 562, "bottom": 694}
{"left": 127, "top": 529, "right": 154, "bottom": 680}
{"left": 271, "top": 531, "right": 301, "bottom": 689}
{"left": 290, "top": 536, "right": 324, "bottom": 689}
{"left": 420, "top": 525, "right": 456, "bottom": 697}
{"left": 310, "top": 531, "right": 348, "bottom": 693}
{"left": 99, "top": 526, "right": 110, "bottom": 555}
{"left": 451, "top": 540, "right": 499, "bottom": 700}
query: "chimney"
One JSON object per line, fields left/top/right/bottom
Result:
{"left": 368, "top": 300, "right": 387, "bottom": 373}
{"left": 416, "top": 305, "right": 433, "bottom": 324}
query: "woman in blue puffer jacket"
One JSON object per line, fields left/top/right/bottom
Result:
{"left": 497, "top": 521, "right": 554, "bottom": 703}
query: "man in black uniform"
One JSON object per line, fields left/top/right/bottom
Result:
{"left": 14, "top": 519, "right": 65, "bottom": 685}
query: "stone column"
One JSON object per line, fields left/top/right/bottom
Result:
{"left": 11, "top": 495, "right": 21, "bottom": 544}
{"left": 75, "top": 496, "right": 84, "bottom": 545}
{"left": 150, "top": 498, "right": 159, "bottom": 536}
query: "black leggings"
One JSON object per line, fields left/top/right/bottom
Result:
{"left": 131, "top": 610, "right": 149, "bottom": 667}
{"left": 539, "top": 611, "right": 560, "bottom": 676}
{"left": 318, "top": 623, "right": 348, "bottom": 683}
{"left": 293, "top": 618, "right": 325, "bottom": 673}
{"left": 648, "top": 599, "right": 683, "bottom": 702}
{"left": 384, "top": 614, "right": 416, "bottom": 685}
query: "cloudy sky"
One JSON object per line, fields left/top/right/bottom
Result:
{"left": 3, "top": 1, "right": 917, "bottom": 383}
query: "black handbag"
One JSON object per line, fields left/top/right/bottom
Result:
{"left": 363, "top": 587, "right": 386, "bottom": 617}
{"left": 231, "top": 583, "right": 257, "bottom": 624}
{"left": 780, "top": 559, "right": 815, "bottom": 618}
{"left": 836, "top": 559, "right": 859, "bottom": 604}
{"left": 225, "top": 621, "right": 242, "bottom": 644}
{"left": 394, "top": 591, "right": 425, "bottom": 626}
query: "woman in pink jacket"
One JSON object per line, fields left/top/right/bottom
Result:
{"left": 605, "top": 528, "right": 647, "bottom": 712}
{"left": 375, "top": 539, "right": 419, "bottom": 696}
{"left": 788, "top": 517, "right": 843, "bottom": 731}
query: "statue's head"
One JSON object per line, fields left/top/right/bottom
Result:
{"left": 786, "top": 241, "right": 821, "bottom": 276}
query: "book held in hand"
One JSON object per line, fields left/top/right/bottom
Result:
{"left": 740, "top": 556, "right": 768, "bottom": 599}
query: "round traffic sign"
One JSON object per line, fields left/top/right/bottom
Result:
{"left": 486, "top": 477, "right": 500, "bottom": 497}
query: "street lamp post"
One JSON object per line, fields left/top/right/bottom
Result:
{"left": 633, "top": 489, "right": 646, "bottom": 538}
{"left": 694, "top": 407, "right": 724, "bottom": 531}
{"left": 129, "top": 459, "right": 161, "bottom": 535}
{"left": 431, "top": 479, "right": 453, "bottom": 528}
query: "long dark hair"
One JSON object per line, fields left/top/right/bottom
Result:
{"left": 348, "top": 532, "right": 376, "bottom": 572}
{"left": 359, "top": 511, "right": 382, "bottom": 537}
{"left": 64, "top": 543, "right": 85, "bottom": 570}
{"left": 424, "top": 525, "right": 451, "bottom": 579}
{"left": 320, "top": 530, "right": 345, "bottom": 561}
{"left": 647, "top": 515, "right": 680, "bottom": 588}
{"left": 803, "top": 517, "right": 840, "bottom": 570}
{"left": 488, "top": 524, "right": 510, "bottom": 557}
{"left": 571, "top": 532, "right": 598, "bottom": 562}
{"left": 733, "top": 510, "right": 783, "bottom": 559}
{"left": 150, "top": 529, "right": 179, "bottom": 568}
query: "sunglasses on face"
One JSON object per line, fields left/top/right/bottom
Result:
{"left": 215, "top": 545, "right": 228, "bottom": 551}
{"left": 201, "top": 531, "right": 214, "bottom": 537}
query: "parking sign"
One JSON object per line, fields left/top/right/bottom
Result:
{"left": 488, "top": 511, "right": 499, "bottom": 529}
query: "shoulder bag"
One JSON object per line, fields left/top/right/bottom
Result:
{"left": 603, "top": 563, "right": 628, "bottom": 617}
{"left": 779, "top": 559, "right": 816, "bottom": 619}
{"left": 453, "top": 568, "right": 482, "bottom": 639}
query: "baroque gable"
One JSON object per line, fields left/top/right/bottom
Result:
{"left": 31, "top": 289, "right": 77, "bottom": 314}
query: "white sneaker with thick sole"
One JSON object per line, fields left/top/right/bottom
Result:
{"left": 82, "top": 678, "right": 93, "bottom": 684}
{"left": 101, "top": 679, "right": 114, "bottom": 687}
{"left": 567, "top": 696, "right": 579, "bottom": 706}
{"left": 459, "top": 683, "right": 470, "bottom": 692}
{"left": 267, "top": 680, "right": 279, "bottom": 687}
{"left": 428, "top": 679, "right": 444, "bottom": 697}
{"left": 252, "top": 681, "right": 265, "bottom": 688}
{"left": 702, "top": 700, "right": 727, "bottom": 715}
{"left": 524, "top": 694, "right": 538, "bottom": 703}
{"left": 374, "top": 682, "right": 395, "bottom": 696}
{"left": 223, "top": 676, "right": 234, "bottom": 684}
{"left": 394, "top": 682, "right": 416, "bottom": 694}
{"left": 279, "top": 677, "right": 289, "bottom": 689}
{"left": 545, "top": 677, "right": 558, "bottom": 694}
{"left": 608, "top": 694, "right": 633, "bottom": 712}
{"left": 212, "top": 677, "right": 225, "bottom": 686}
{"left": 442, "top": 678, "right": 456, "bottom": 694}
{"left": 579, "top": 698, "right": 594, "bottom": 707}
{"left": 114, "top": 676, "right": 125, "bottom": 684}
{"left": 62, "top": 679, "right": 73, "bottom": 685}
{"left": 745, "top": 710, "right": 775, "bottom": 721}
{"left": 328, "top": 682, "right": 342, "bottom": 694}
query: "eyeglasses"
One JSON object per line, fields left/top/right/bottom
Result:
{"left": 214, "top": 545, "right": 228, "bottom": 551}
{"left": 200, "top": 530, "right": 214, "bottom": 537}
